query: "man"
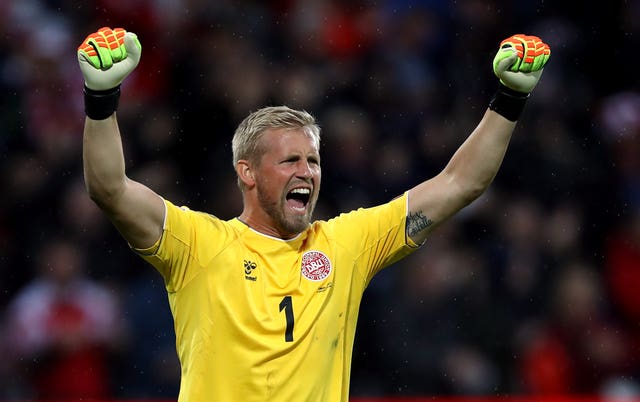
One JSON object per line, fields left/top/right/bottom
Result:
{"left": 78, "top": 27, "right": 549, "bottom": 401}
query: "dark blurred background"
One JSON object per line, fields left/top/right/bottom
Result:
{"left": 1, "top": 0, "right": 639, "bottom": 400}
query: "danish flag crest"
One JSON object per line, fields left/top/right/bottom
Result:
{"left": 301, "top": 250, "right": 332, "bottom": 281}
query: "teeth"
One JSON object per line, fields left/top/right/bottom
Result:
{"left": 290, "top": 188, "right": 310, "bottom": 194}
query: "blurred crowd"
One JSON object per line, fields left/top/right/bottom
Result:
{"left": 1, "top": 0, "right": 639, "bottom": 400}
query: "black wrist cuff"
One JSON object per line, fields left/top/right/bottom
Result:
{"left": 83, "top": 85, "right": 121, "bottom": 120}
{"left": 488, "top": 84, "right": 529, "bottom": 122}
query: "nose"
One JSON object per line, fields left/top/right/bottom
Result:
{"left": 296, "top": 160, "right": 313, "bottom": 179}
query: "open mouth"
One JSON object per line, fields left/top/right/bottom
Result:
{"left": 286, "top": 187, "right": 311, "bottom": 211}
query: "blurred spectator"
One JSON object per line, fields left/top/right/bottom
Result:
{"left": 597, "top": 90, "right": 640, "bottom": 206}
{"left": 115, "top": 269, "right": 180, "bottom": 398}
{"left": 2, "top": 239, "right": 126, "bottom": 399}
{"left": 605, "top": 205, "right": 640, "bottom": 328}
{"left": 517, "top": 260, "right": 633, "bottom": 394}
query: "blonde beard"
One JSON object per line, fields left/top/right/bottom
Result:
{"left": 256, "top": 182, "right": 315, "bottom": 237}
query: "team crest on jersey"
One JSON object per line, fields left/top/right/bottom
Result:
{"left": 301, "top": 250, "right": 332, "bottom": 281}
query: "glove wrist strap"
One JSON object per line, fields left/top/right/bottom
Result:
{"left": 84, "top": 85, "right": 121, "bottom": 120}
{"left": 488, "top": 84, "right": 529, "bottom": 122}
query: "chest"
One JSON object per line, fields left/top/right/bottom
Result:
{"left": 199, "top": 239, "right": 354, "bottom": 344}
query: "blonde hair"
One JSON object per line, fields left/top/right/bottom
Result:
{"left": 232, "top": 106, "right": 320, "bottom": 168}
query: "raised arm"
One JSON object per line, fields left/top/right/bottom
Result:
{"left": 78, "top": 27, "right": 165, "bottom": 249}
{"left": 407, "top": 34, "right": 551, "bottom": 244}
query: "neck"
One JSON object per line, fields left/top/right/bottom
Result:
{"left": 237, "top": 213, "right": 305, "bottom": 240}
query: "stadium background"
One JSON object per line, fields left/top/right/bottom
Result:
{"left": 1, "top": 0, "right": 639, "bottom": 400}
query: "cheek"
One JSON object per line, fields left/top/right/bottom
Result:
{"left": 257, "top": 168, "right": 289, "bottom": 190}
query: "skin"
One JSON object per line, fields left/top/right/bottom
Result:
{"left": 83, "top": 109, "right": 515, "bottom": 249}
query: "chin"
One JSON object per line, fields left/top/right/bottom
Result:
{"left": 282, "top": 215, "right": 312, "bottom": 235}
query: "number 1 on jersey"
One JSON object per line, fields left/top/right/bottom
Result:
{"left": 279, "top": 295, "right": 294, "bottom": 342}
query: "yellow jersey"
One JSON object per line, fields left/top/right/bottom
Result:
{"left": 135, "top": 191, "right": 419, "bottom": 402}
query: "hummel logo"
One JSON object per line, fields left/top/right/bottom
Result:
{"left": 244, "top": 260, "right": 257, "bottom": 281}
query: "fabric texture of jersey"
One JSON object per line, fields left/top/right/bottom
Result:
{"left": 134, "top": 191, "right": 420, "bottom": 402}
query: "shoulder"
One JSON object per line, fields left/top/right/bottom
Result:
{"left": 165, "top": 199, "right": 235, "bottom": 231}
{"left": 310, "top": 192, "right": 408, "bottom": 245}
{"left": 324, "top": 192, "right": 408, "bottom": 227}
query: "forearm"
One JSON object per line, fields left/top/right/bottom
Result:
{"left": 82, "top": 115, "right": 127, "bottom": 208}
{"left": 442, "top": 109, "right": 516, "bottom": 202}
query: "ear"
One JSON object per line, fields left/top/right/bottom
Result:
{"left": 236, "top": 160, "right": 255, "bottom": 187}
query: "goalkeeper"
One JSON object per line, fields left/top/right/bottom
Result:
{"left": 78, "top": 27, "right": 549, "bottom": 401}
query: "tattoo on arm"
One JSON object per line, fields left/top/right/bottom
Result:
{"left": 406, "top": 211, "right": 433, "bottom": 237}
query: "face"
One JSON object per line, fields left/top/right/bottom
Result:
{"left": 252, "top": 127, "right": 321, "bottom": 237}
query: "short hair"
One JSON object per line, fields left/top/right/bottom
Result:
{"left": 232, "top": 106, "right": 321, "bottom": 168}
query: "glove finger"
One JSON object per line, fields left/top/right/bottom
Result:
{"left": 500, "top": 34, "right": 527, "bottom": 72}
{"left": 97, "top": 27, "right": 127, "bottom": 63}
{"left": 531, "top": 41, "right": 551, "bottom": 71}
{"left": 88, "top": 38, "right": 114, "bottom": 69}
{"left": 506, "top": 47, "right": 524, "bottom": 71}
{"left": 521, "top": 35, "right": 551, "bottom": 73}
{"left": 81, "top": 27, "right": 116, "bottom": 70}
{"left": 77, "top": 32, "right": 104, "bottom": 69}
{"left": 517, "top": 35, "right": 539, "bottom": 73}
{"left": 83, "top": 27, "right": 127, "bottom": 70}
{"left": 500, "top": 34, "right": 527, "bottom": 51}
{"left": 106, "top": 27, "right": 127, "bottom": 62}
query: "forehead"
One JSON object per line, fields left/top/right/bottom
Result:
{"left": 260, "top": 127, "right": 319, "bottom": 154}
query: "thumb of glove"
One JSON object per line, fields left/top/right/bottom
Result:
{"left": 494, "top": 49, "right": 519, "bottom": 76}
{"left": 493, "top": 47, "right": 543, "bottom": 94}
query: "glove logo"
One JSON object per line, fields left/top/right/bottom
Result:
{"left": 301, "top": 251, "right": 332, "bottom": 282}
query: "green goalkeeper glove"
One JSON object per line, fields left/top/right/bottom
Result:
{"left": 77, "top": 27, "right": 141, "bottom": 119}
{"left": 77, "top": 27, "right": 141, "bottom": 90}
{"left": 489, "top": 34, "right": 550, "bottom": 121}
{"left": 493, "top": 34, "right": 550, "bottom": 94}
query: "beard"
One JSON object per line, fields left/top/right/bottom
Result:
{"left": 256, "top": 180, "right": 316, "bottom": 237}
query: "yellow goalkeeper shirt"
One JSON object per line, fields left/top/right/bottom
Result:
{"left": 135, "top": 191, "right": 419, "bottom": 402}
